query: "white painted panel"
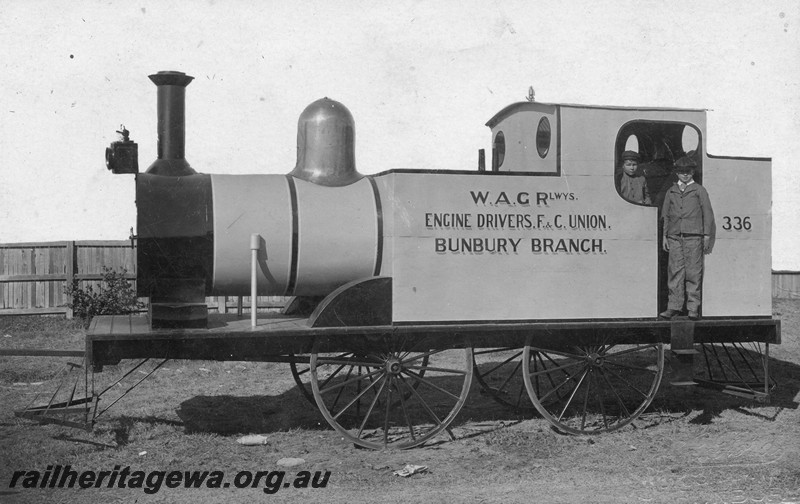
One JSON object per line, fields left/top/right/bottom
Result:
{"left": 294, "top": 177, "right": 378, "bottom": 295}
{"left": 702, "top": 156, "right": 772, "bottom": 316}
{"left": 704, "top": 239, "right": 771, "bottom": 316}
{"left": 392, "top": 237, "right": 655, "bottom": 322}
{"left": 383, "top": 171, "right": 659, "bottom": 322}
{"left": 211, "top": 174, "right": 292, "bottom": 295}
{"left": 493, "top": 105, "right": 557, "bottom": 174}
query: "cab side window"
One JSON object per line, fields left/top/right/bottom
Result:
{"left": 615, "top": 121, "right": 702, "bottom": 208}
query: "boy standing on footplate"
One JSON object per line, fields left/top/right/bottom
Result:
{"left": 659, "top": 155, "right": 715, "bottom": 321}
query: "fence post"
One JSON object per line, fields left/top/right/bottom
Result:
{"left": 65, "top": 241, "right": 75, "bottom": 319}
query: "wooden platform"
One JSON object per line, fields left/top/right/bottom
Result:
{"left": 85, "top": 313, "right": 780, "bottom": 368}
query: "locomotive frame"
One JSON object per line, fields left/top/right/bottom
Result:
{"left": 15, "top": 310, "right": 778, "bottom": 450}
{"left": 11, "top": 71, "right": 782, "bottom": 450}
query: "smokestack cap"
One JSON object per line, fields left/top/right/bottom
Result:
{"left": 149, "top": 71, "right": 194, "bottom": 87}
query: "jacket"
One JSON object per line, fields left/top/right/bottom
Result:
{"left": 661, "top": 182, "right": 715, "bottom": 237}
{"left": 618, "top": 173, "right": 651, "bottom": 205}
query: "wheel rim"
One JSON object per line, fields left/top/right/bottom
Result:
{"left": 522, "top": 340, "right": 664, "bottom": 434}
{"left": 472, "top": 347, "right": 534, "bottom": 413}
{"left": 310, "top": 338, "right": 473, "bottom": 449}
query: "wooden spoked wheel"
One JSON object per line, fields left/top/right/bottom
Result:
{"left": 310, "top": 338, "right": 473, "bottom": 450}
{"left": 521, "top": 340, "right": 664, "bottom": 434}
{"left": 472, "top": 347, "right": 534, "bottom": 413}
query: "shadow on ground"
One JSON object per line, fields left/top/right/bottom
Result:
{"left": 169, "top": 346, "right": 799, "bottom": 439}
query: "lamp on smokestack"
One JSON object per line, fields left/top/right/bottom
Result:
{"left": 147, "top": 71, "right": 196, "bottom": 176}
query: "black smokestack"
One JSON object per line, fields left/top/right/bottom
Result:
{"left": 146, "top": 71, "right": 196, "bottom": 176}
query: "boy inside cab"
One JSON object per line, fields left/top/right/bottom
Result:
{"left": 618, "top": 150, "right": 651, "bottom": 205}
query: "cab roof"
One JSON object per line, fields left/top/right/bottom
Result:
{"left": 485, "top": 101, "right": 708, "bottom": 128}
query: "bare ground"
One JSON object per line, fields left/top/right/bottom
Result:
{"left": 0, "top": 300, "right": 798, "bottom": 504}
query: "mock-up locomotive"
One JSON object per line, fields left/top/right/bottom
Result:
{"left": 107, "top": 71, "right": 771, "bottom": 328}
{"left": 78, "top": 70, "right": 782, "bottom": 448}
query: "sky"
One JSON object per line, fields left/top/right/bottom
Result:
{"left": 1, "top": 0, "right": 798, "bottom": 269}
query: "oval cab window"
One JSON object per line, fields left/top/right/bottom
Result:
{"left": 494, "top": 131, "right": 506, "bottom": 169}
{"left": 682, "top": 125, "right": 699, "bottom": 154}
{"left": 624, "top": 134, "right": 639, "bottom": 153}
{"left": 536, "top": 117, "right": 551, "bottom": 158}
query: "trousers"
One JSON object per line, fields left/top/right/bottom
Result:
{"left": 667, "top": 235, "right": 704, "bottom": 312}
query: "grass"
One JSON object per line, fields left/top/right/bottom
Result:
{"left": 0, "top": 301, "right": 798, "bottom": 503}
{"left": 0, "top": 315, "right": 85, "bottom": 383}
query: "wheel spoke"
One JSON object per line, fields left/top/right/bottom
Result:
{"left": 529, "top": 346, "right": 586, "bottom": 360}
{"left": 474, "top": 347, "right": 516, "bottom": 356}
{"left": 540, "top": 351, "right": 580, "bottom": 380}
{"left": 592, "top": 371, "right": 609, "bottom": 430}
{"left": 331, "top": 372, "right": 385, "bottom": 422}
{"left": 597, "top": 368, "right": 632, "bottom": 419}
{"left": 498, "top": 359, "right": 523, "bottom": 394}
{"left": 398, "top": 372, "right": 445, "bottom": 428}
{"left": 528, "top": 359, "right": 586, "bottom": 378}
{"left": 603, "top": 365, "right": 652, "bottom": 400}
{"left": 482, "top": 350, "right": 524, "bottom": 376}
{"left": 401, "top": 369, "right": 462, "bottom": 401}
{"left": 537, "top": 365, "right": 585, "bottom": 403}
{"left": 580, "top": 370, "right": 591, "bottom": 430}
{"left": 382, "top": 375, "right": 393, "bottom": 448}
{"left": 320, "top": 362, "right": 350, "bottom": 390}
{"left": 321, "top": 367, "right": 383, "bottom": 396}
{"left": 473, "top": 347, "right": 534, "bottom": 412}
{"left": 329, "top": 363, "right": 357, "bottom": 414}
{"left": 395, "top": 377, "right": 416, "bottom": 441}
{"left": 534, "top": 352, "right": 560, "bottom": 394}
{"left": 355, "top": 376, "right": 388, "bottom": 435}
{"left": 401, "top": 348, "right": 443, "bottom": 365}
{"left": 557, "top": 368, "right": 589, "bottom": 421}
{"left": 602, "top": 344, "right": 657, "bottom": 359}
{"left": 405, "top": 364, "right": 468, "bottom": 375}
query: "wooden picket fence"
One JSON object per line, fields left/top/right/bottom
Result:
{"left": 1, "top": 240, "right": 798, "bottom": 318}
{"left": 0, "top": 240, "right": 286, "bottom": 318}
{"left": 772, "top": 270, "right": 800, "bottom": 299}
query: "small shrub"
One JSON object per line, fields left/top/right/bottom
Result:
{"left": 64, "top": 267, "right": 144, "bottom": 325}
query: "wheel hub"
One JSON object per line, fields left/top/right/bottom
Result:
{"left": 587, "top": 353, "right": 604, "bottom": 367}
{"left": 386, "top": 358, "right": 403, "bottom": 375}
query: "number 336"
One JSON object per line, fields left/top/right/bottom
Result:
{"left": 722, "top": 216, "right": 751, "bottom": 231}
